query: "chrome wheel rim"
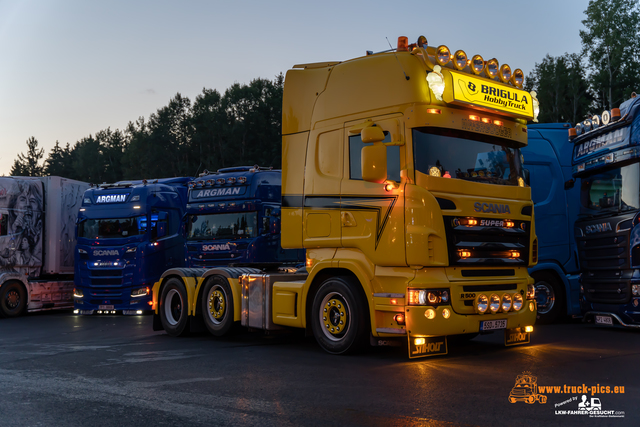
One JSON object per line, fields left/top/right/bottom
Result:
{"left": 535, "top": 282, "right": 555, "bottom": 315}
{"left": 164, "top": 289, "right": 183, "bottom": 326}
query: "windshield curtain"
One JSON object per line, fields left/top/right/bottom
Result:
{"left": 187, "top": 212, "right": 257, "bottom": 240}
{"left": 580, "top": 163, "right": 640, "bottom": 213}
{"left": 413, "top": 127, "right": 524, "bottom": 186}
{"left": 78, "top": 216, "right": 148, "bottom": 239}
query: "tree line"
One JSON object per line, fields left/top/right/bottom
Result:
{"left": 11, "top": 75, "right": 284, "bottom": 182}
{"left": 11, "top": 0, "right": 640, "bottom": 181}
{"left": 525, "top": 0, "right": 640, "bottom": 123}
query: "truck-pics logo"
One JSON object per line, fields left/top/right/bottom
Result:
{"left": 509, "top": 372, "right": 547, "bottom": 404}
{"left": 474, "top": 202, "right": 511, "bottom": 214}
{"left": 95, "top": 194, "right": 129, "bottom": 203}
{"left": 194, "top": 188, "right": 242, "bottom": 198}
{"left": 202, "top": 244, "right": 231, "bottom": 251}
{"left": 93, "top": 249, "right": 120, "bottom": 256}
{"left": 584, "top": 222, "right": 612, "bottom": 234}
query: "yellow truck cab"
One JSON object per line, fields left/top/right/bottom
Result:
{"left": 153, "top": 36, "right": 539, "bottom": 358}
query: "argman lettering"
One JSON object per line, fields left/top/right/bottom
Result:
{"left": 95, "top": 194, "right": 128, "bottom": 203}
{"left": 474, "top": 202, "right": 511, "bottom": 214}
{"left": 194, "top": 188, "right": 242, "bottom": 198}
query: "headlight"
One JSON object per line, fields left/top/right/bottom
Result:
{"left": 476, "top": 294, "right": 488, "bottom": 314}
{"left": 78, "top": 248, "right": 87, "bottom": 254}
{"left": 407, "top": 289, "right": 450, "bottom": 306}
{"left": 513, "top": 293, "right": 523, "bottom": 311}
{"left": 73, "top": 288, "right": 83, "bottom": 298}
{"left": 501, "top": 294, "right": 512, "bottom": 312}
{"left": 526, "top": 284, "right": 535, "bottom": 300}
{"left": 131, "top": 287, "right": 150, "bottom": 298}
{"left": 489, "top": 294, "right": 500, "bottom": 313}
{"left": 471, "top": 55, "right": 484, "bottom": 74}
{"left": 126, "top": 247, "right": 137, "bottom": 253}
{"left": 485, "top": 58, "right": 499, "bottom": 79}
{"left": 453, "top": 50, "right": 467, "bottom": 70}
{"left": 436, "top": 45, "right": 451, "bottom": 66}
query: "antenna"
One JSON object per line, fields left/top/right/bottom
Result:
{"left": 192, "top": 161, "right": 202, "bottom": 179}
{"left": 386, "top": 37, "right": 410, "bottom": 81}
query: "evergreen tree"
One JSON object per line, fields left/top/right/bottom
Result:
{"left": 12, "top": 137, "right": 44, "bottom": 176}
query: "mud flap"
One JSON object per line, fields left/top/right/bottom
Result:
{"left": 152, "top": 313, "right": 163, "bottom": 331}
{"left": 504, "top": 327, "right": 530, "bottom": 346}
{"left": 408, "top": 335, "right": 448, "bottom": 358}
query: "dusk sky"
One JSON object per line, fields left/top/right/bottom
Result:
{"left": 1, "top": 0, "right": 589, "bottom": 176}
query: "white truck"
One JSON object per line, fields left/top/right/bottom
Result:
{"left": 0, "top": 176, "right": 88, "bottom": 317}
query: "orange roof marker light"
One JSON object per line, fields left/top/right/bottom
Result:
{"left": 397, "top": 36, "right": 409, "bottom": 52}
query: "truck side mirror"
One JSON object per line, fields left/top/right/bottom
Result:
{"left": 361, "top": 126, "right": 385, "bottom": 143}
{"left": 362, "top": 143, "right": 387, "bottom": 183}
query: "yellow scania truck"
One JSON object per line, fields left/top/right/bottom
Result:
{"left": 152, "top": 36, "right": 538, "bottom": 358}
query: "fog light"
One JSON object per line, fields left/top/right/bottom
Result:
{"left": 74, "top": 288, "right": 83, "bottom": 298}
{"left": 529, "top": 302, "right": 535, "bottom": 312}
{"left": 394, "top": 314, "right": 406, "bottom": 325}
{"left": 525, "top": 326, "right": 534, "bottom": 333}
{"left": 136, "top": 310, "right": 143, "bottom": 314}
{"left": 442, "top": 308, "right": 450, "bottom": 319}
{"left": 512, "top": 294, "right": 523, "bottom": 311}
{"left": 489, "top": 294, "right": 500, "bottom": 313}
{"left": 414, "top": 338, "right": 426, "bottom": 346}
{"left": 476, "top": 294, "right": 488, "bottom": 314}
{"left": 425, "top": 308, "right": 436, "bottom": 319}
{"left": 73, "top": 309, "right": 79, "bottom": 314}
{"left": 501, "top": 294, "right": 512, "bottom": 312}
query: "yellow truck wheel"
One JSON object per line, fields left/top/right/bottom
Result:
{"left": 310, "top": 277, "right": 368, "bottom": 355}
{"left": 159, "top": 278, "right": 189, "bottom": 336}
{"left": 201, "top": 275, "right": 234, "bottom": 337}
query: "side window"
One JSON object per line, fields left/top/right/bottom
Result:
{"left": 349, "top": 132, "right": 401, "bottom": 181}
{"left": 151, "top": 211, "right": 169, "bottom": 239}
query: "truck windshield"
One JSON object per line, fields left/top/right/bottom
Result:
{"left": 78, "top": 215, "right": 149, "bottom": 239}
{"left": 413, "top": 127, "right": 524, "bottom": 186}
{"left": 580, "top": 163, "right": 640, "bottom": 214}
{"left": 187, "top": 212, "right": 257, "bottom": 240}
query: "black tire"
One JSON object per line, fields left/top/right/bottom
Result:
{"left": 310, "top": 276, "right": 369, "bottom": 355}
{"left": 201, "top": 275, "right": 234, "bottom": 337}
{"left": 159, "top": 278, "right": 189, "bottom": 336}
{"left": 534, "top": 272, "right": 565, "bottom": 324}
{"left": 0, "top": 281, "right": 27, "bottom": 318}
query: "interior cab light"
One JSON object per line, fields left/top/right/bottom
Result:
{"left": 469, "top": 115, "right": 480, "bottom": 121}
{"left": 426, "top": 108, "right": 442, "bottom": 114}
{"left": 481, "top": 117, "right": 491, "bottom": 124}
{"left": 493, "top": 120, "right": 504, "bottom": 126}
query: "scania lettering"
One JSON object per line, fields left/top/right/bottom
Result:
{"left": 569, "top": 92, "right": 640, "bottom": 328}
{"left": 74, "top": 177, "right": 190, "bottom": 315}
{"left": 152, "top": 36, "right": 537, "bottom": 357}
{"left": 521, "top": 123, "right": 582, "bottom": 323}
{"left": 0, "top": 176, "right": 88, "bottom": 317}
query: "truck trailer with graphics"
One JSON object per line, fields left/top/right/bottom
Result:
{"left": 569, "top": 93, "right": 640, "bottom": 328}
{"left": 74, "top": 177, "right": 189, "bottom": 314}
{"left": 152, "top": 36, "right": 538, "bottom": 357}
{"left": 0, "top": 176, "right": 88, "bottom": 317}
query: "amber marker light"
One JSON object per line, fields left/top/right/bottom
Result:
{"left": 397, "top": 36, "right": 409, "bottom": 52}
{"left": 394, "top": 314, "right": 405, "bottom": 325}
{"left": 511, "top": 251, "right": 520, "bottom": 258}
{"left": 481, "top": 117, "right": 491, "bottom": 124}
{"left": 414, "top": 338, "right": 426, "bottom": 346}
{"left": 426, "top": 108, "right": 441, "bottom": 114}
{"left": 407, "top": 290, "right": 420, "bottom": 305}
{"left": 459, "top": 250, "right": 471, "bottom": 259}
{"left": 469, "top": 115, "right": 480, "bottom": 121}
{"left": 525, "top": 326, "right": 534, "bottom": 333}
{"left": 612, "top": 108, "right": 621, "bottom": 121}
{"left": 493, "top": 120, "right": 504, "bottom": 126}
{"left": 471, "top": 55, "right": 484, "bottom": 74}
{"left": 390, "top": 298, "right": 398, "bottom": 305}
{"left": 505, "top": 220, "right": 515, "bottom": 228}
{"left": 467, "top": 218, "right": 478, "bottom": 226}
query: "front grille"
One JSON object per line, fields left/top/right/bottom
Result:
{"left": 90, "top": 299, "right": 123, "bottom": 305}
{"left": 91, "top": 269, "right": 123, "bottom": 278}
{"left": 90, "top": 278, "right": 124, "bottom": 286}
{"left": 576, "top": 215, "right": 633, "bottom": 304}
{"left": 444, "top": 216, "right": 530, "bottom": 266}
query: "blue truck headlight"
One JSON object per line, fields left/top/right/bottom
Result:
{"left": 131, "top": 287, "right": 150, "bottom": 298}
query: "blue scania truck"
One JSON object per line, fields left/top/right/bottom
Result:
{"left": 522, "top": 124, "right": 581, "bottom": 323}
{"left": 154, "top": 166, "right": 304, "bottom": 336}
{"left": 570, "top": 93, "right": 640, "bottom": 328}
{"left": 74, "top": 177, "right": 190, "bottom": 314}
{"left": 185, "top": 166, "right": 303, "bottom": 268}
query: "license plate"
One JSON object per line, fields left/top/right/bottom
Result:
{"left": 480, "top": 319, "right": 507, "bottom": 331}
{"left": 99, "top": 305, "right": 114, "bottom": 310}
{"left": 595, "top": 315, "right": 613, "bottom": 325}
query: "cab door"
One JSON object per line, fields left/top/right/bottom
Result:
{"left": 340, "top": 114, "right": 406, "bottom": 266}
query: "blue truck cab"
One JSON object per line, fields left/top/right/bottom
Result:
{"left": 522, "top": 123, "right": 581, "bottom": 323}
{"left": 74, "top": 177, "right": 189, "bottom": 314}
{"left": 186, "top": 166, "right": 303, "bottom": 267}
{"left": 570, "top": 94, "right": 640, "bottom": 328}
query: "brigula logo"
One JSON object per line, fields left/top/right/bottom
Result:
{"left": 467, "top": 81, "right": 477, "bottom": 94}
